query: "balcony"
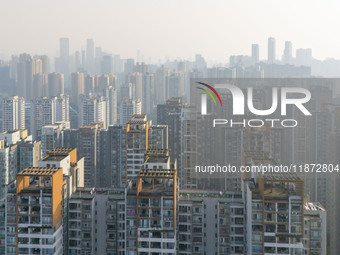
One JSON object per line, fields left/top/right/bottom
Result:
{"left": 18, "top": 196, "right": 29, "bottom": 205}
{"left": 277, "top": 214, "right": 289, "bottom": 223}
{"left": 277, "top": 247, "right": 289, "bottom": 254}
{"left": 277, "top": 204, "right": 289, "bottom": 212}
{"left": 31, "top": 248, "right": 41, "bottom": 254}
{"left": 265, "top": 225, "right": 276, "bottom": 233}
{"left": 277, "top": 225, "right": 289, "bottom": 233}
{"left": 18, "top": 206, "right": 29, "bottom": 215}
{"left": 30, "top": 238, "right": 40, "bottom": 245}
{"left": 29, "top": 197, "right": 40, "bottom": 205}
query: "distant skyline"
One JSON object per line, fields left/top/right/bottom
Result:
{"left": 1, "top": 0, "right": 340, "bottom": 63}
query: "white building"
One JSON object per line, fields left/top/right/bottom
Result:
{"left": 2, "top": 96, "right": 25, "bottom": 132}
{"left": 120, "top": 99, "right": 141, "bottom": 125}
{"left": 105, "top": 86, "right": 117, "bottom": 125}
{"left": 78, "top": 94, "right": 109, "bottom": 129}
{"left": 55, "top": 94, "right": 69, "bottom": 123}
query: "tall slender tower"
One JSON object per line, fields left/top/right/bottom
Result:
{"left": 268, "top": 37, "right": 276, "bottom": 64}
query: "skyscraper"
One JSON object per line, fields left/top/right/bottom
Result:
{"left": 154, "top": 66, "right": 169, "bottom": 104}
{"left": 78, "top": 123, "right": 102, "bottom": 187}
{"left": 124, "top": 58, "right": 135, "bottom": 74}
{"left": 283, "top": 41, "right": 293, "bottom": 64}
{"left": 55, "top": 94, "right": 70, "bottom": 123}
{"left": 105, "top": 86, "right": 118, "bottom": 125}
{"left": 2, "top": 96, "right": 25, "bottom": 132}
{"left": 17, "top": 54, "right": 43, "bottom": 101}
{"left": 103, "top": 125, "right": 127, "bottom": 187}
{"left": 127, "top": 72, "right": 143, "bottom": 100}
{"left": 252, "top": 44, "right": 259, "bottom": 64}
{"left": 126, "top": 115, "right": 149, "bottom": 181}
{"left": 268, "top": 37, "right": 276, "bottom": 64}
{"left": 60, "top": 38, "right": 69, "bottom": 62}
{"left": 47, "top": 72, "right": 64, "bottom": 97}
{"left": 101, "top": 54, "right": 113, "bottom": 74}
{"left": 157, "top": 97, "right": 182, "bottom": 174}
{"left": 56, "top": 37, "right": 70, "bottom": 78}
{"left": 32, "top": 73, "right": 47, "bottom": 99}
{"left": 142, "top": 73, "right": 154, "bottom": 116}
{"left": 71, "top": 72, "right": 85, "bottom": 106}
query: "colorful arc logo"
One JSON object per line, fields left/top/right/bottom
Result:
{"left": 196, "top": 82, "right": 222, "bottom": 115}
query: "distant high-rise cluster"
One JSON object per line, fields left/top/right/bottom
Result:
{"left": 0, "top": 37, "right": 339, "bottom": 255}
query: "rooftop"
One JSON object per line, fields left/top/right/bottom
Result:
{"left": 42, "top": 155, "right": 66, "bottom": 161}
{"left": 138, "top": 168, "right": 176, "bottom": 179}
{"left": 138, "top": 183, "right": 175, "bottom": 196}
{"left": 145, "top": 156, "right": 169, "bottom": 163}
{"left": 18, "top": 167, "right": 62, "bottom": 176}
{"left": 304, "top": 202, "right": 326, "bottom": 211}
{"left": 1, "top": 130, "right": 20, "bottom": 134}
{"left": 146, "top": 149, "right": 169, "bottom": 155}
{"left": 144, "top": 149, "right": 170, "bottom": 163}
{"left": 131, "top": 114, "right": 147, "bottom": 118}
{"left": 127, "top": 120, "right": 147, "bottom": 125}
{"left": 261, "top": 172, "right": 303, "bottom": 182}
{"left": 47, "top": 147, "right": 75, "bottom": 156}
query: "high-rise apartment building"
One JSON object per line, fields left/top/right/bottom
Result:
{"left": 17, "top": 54, "right": 43, "bottom": 101}
{"left": 2, "top": 96, "right": 25, "bottom": 132}
{"left": 120, "top": 99, "right": 142, "bottom": 125}
{"left": 178, "top": 191, "right": 245, "bottom": 255}
{"left": 30, "top": 95, "right": 69, "bottom": 140}
{"left": 243, "top": 166, "right": 305, "bottom": 254}
{"left": 181, "top": 105, "right": 197, "bottom": 189}
{"left": 157, "top": 97, "right": 183, "bottom": 176}
{"left": 142, "top": 73, "right": 154, "bottom": 116}
{"left": 47, "top": 73, "right": 64, "bottom": 97}
{"left": 1, "top": 147, "right": 84, "bottom": 255}
{"left": 0, "top": 130, "right": 40, "bottom": 199}
{"left": 99, "top": 125, "right": 126, "bottom": 188}
{"left": 55, "top": 94, "right": 69, "bottom": 123}
{"left": 71, "top": 72, "right": 85, "bottom": 107}
{"left": 78, "top": 94, "right": 109, "bottom": 129}
{"left": 78, "top": 123, "right": 103, "bottom": 187}
{"left": 126, "top": 149, "right": 177, "bottom": 254}
{"left": 37, "top": 147, "right": 85, "bottom": 254}
{"left": 126, "top": 115, "right": 149, "bottom": 182}
{"left": 105, "top": 86, "right": 118, "bottom": 125}
{"left": 41, "top": 124, "right": 65, "bottom": 157}
{"left": 56, "top": 37, "right": 70, "bottom": 78}
{"left": 15, "top": 167, "right": 64, "bottom": 255}
{"left": 68, "top": 187, "right": 126, "bottom": 255}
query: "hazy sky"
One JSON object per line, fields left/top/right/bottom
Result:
{"left": 1, "top": 0, "right": 340, "bottom": 63}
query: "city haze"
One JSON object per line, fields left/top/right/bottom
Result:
{"left": 1, "top": 0, "right": 340, "bottom": 62}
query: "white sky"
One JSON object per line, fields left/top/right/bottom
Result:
{"left": 0, "top": 0, "right": 340, "bottom": 63}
